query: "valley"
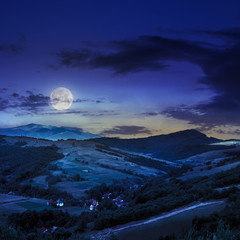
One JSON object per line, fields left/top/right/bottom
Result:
{"left": 1, "top": 126, "right": 240, "bottom": 239}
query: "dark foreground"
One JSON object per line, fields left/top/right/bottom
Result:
{"left": 116, "top": 201, "right": 225, "bottom": 240}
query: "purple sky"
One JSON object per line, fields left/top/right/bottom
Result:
{"left": 1, "top": 0, "right": 240, "bottom": 139}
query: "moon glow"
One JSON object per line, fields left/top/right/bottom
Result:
{"left": 50, "top": 87, "right": 73, "bottom": 110}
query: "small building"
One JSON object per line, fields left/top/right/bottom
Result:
{"left": 56, "top": 199, "right": 64, "bottom": 207}
{"left": 89, "top": 199, "right": 99, "bottom": 211}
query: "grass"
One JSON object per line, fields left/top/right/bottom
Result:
{"left": 116, "top": 201, "right": 225, "bottom": 240}
{"left": 17, "top": 201, "right": 45, "bottom": 210}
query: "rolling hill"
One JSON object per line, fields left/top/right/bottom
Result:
{"left": 93, "top": 129, "right": 231, "bottom": 160}
{"left": 0, "top": 123, "right": 101, "bottom": 141}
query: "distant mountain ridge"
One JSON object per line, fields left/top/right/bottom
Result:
{"left": 94, "top": 129, "right": 230, "bottom": 160}
{"left": 0, "top": 123, "right": 101, "bottom": 141}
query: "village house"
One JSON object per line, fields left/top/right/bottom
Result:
{"left": 47, "top": 199, "right": 64, "bottom": 207}
{"left": 56, "top": 199, "right": 64, "bottom": 207}
{"left": 89, "top": 199, "right": 99, "bottom": 211}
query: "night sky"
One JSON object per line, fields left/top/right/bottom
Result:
{"left": 1, "top": 0, "right": 240, "bottom": 139}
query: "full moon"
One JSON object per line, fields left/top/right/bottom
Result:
{"left": 50, "top": 87, "right": 73, "bottom": 110}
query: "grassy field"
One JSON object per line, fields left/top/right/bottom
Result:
{"left": 0, "top": 193, "right": 51, "bottom": 224}
{"left": 40, "top": 140, "right": 151, "bottom": 197}
{"left": 8, "top": 138, "right": 143, "bottom": 198}
{"left": 0, "top": 193, "right": 28, "bottom": 203}
{"left": 0, "top": 192, "right": 87, "bottom": 225}
{"left": 181, "top": 160, "right": 240, "bottom": 180}
{"left": 116, "top": 201, "right": 225, "bottom": 240}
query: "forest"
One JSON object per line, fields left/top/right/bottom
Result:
{"left": 4, "top": 164, "right": 240, "bottom": 239}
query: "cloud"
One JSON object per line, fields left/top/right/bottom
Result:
{"left": 140, "top": 112, "right": 160, "bottom": 117}
{"left": 161, "top": 28, "right": 240, "bottom": 129}
{"left": 0, "top": 36, "right": 26, "bottom": 55}
{"left": 39, "top": 109, "right": 118, "bottom": 117}
{"left": 52, "top": 35, "right": 209, "bottom": 74}
{"left": 0, "top": 98, "right": 9, "bottom": 111}
{"left": 19, "top": 92, "right": 50, "bottom": 112}
{"left": 213, "top": 128, "right": 240, "bottom": 136}
{"left": 50, "top": 27, "right": 240, "bottom": 130}
{"left": 198, "top": 28, "right": 240, "bottom": 41}
{"left": 162, "top": 93, "right": 240, "bottom": 130}
{"left": 0, "top": 90, "right": 109, "bottom": 117}
{"left": 100, "top": 125, "right": 151, "bottom": 136}
{"left": 74, "top": 97, "right": 105, "bottom": 104}
{"left": 0, "top": 88, "right": 7, "bottom": 93}
{"left": 52, "top": 28, "right": 240, "bottom": 97}
{"left": 0, "top": 91, "right": 50, "bottom": 114}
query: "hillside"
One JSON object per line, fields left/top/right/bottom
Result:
{"left": 93, "top": 129, "right": 231, "bottom": 160}
{"left": 0, "top": 123, "right": 101, "bottom": 141}
{"left": 1, "top": 133, "right": 240, "bottom": 239}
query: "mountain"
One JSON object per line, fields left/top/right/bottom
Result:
{"left": 93, "top": 129, "right": 231, "bottom": 160}
{"left": 0, "top": 123, "right": 101, "bottom": 141}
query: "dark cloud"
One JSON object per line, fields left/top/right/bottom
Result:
{"left": 53, "top": 35, "right": 209, "bottom": 74}
{"left": 198, "top": 28, "right": 240, "bottom": 41}
{"left": 12, "top": 93, "right": 19, "bottom": 98}
{"left": 16, "top": 109, "right": 119, "bottom": 118}
{"left": 34, "top": 110, "right": 87, "bottom": 116}
{"left": 14, "top": 109, "right": 85, "bottom": 117}
{"left": 140, "top": 112, "right": 160, "bottom": 117}
{"left": 70, "top": 110, "right": 119, "bottom": 117}
{"left": 0, "top": 91, "right": 50, "bottom": 114}
{"left": 19, "top": 93, "right": 50, "bottom": 112}
{"left": 161, "top": 27, "right": 240, "bottom": 129}
{"left": 48, "top": 64, "right": 60, "bottom": 70}
{"left": 74, "top": 98, "right": 105, "bottom": 104}
{"left": 0, "top": 90, "right": 108, "bottom": 116}
{"left": 100, "top": 125, "right": 151, "bottom": 136}
{"left": 74, "top": 98, "right": 88, "bottom": 103}
{"left": 162, "top": 93, "right": 240, "bottom": 129}
{"left": 213, "top": 128, "right": 240, "bottom": 136}
{"left": 52, "top": 28, "right": 240, "bottom": 130}
{"left": 0, "top": 98, "right": 9, "bottom": 111}
{"left": 0, "top": 88, "right": 7, "bottom": 93}
{"left": 0, "top": 36, "right": 26, "bottom": 55}
{"left": 229, "top": 129, "right": 240, "bottom": 136}
{"left": 53, "top": 28, "right": 240, "bottom": 93}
